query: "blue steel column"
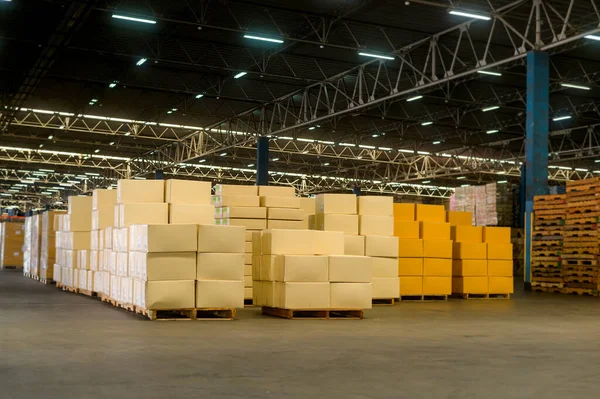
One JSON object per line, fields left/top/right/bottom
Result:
{"left": 524, "top": 51, "right": 550, "bottom": 288}
{"left": 256, "top": 136, "right": 269, "bottom": 186}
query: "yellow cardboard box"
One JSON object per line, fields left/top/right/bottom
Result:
{"left": 92, "top": 189, "right": 117, "bottom": 211}
{"left": 452, "top": 259, "right": 488, "bottom": 276}
{"left": 316, "top": 194, "right": 357, "bottom": 214}
{"left": 423, "top": 258, "right": 452, "bottom": 276}
{"left": 365, "top": 235, "right": 399, "bottom": 258}
{"left": 398, "top": 258, "right": 423, "bottom": 276}
{"left": 372, "top": 278, "right": 399, "bottom": 299}
{"left": 357, "top": 196, "right": 393, "bottom": 216}
{"left": 313, "top": 231, "right": 345, "bottom": 256}
{"left": 483, "top": 227, "right": 511, "bottom": 243}
{"left": 394, "top": 221, "right": 420, "bottom": 239}
{"left": 359, "top": 215, "right": 394, "bottom": 236}
{"left": 138, "top": 252, "right": 197, "bottom": 281}
{"left": 220, "top": 218, "right": 267, "bottom": 230}
{"left": 487, "top": 243, "right": 513, "bottom": 260}
{"left": 298, "top": 197, "right": 316, "bottom": 216}
{"left": 423, "top": 276, "right": 451, "bottom": 295}
{"left": 143, "top": 280, "right": 195, "bottom": 309}
{"left": 423, "top": 240, "right": 452, "bottom": 258}
{"left": 266, "top": 220, "right": 305, "bottom": 230}
{"left": 452, "top": 277, "right": 488, "bottom": 294}
{"left": 398, "top": 238, "right": 423, "bottom": 258}
{"left": 169, "top": 204, "right": 214, "bottom": 224}
{"left": 415, "top": 204, "right": 446, "bottom": 223}
{"left": 451, "top": 226, "right": 483, "bottom": 243}
{"left": 219, "top": 206, "right": 266, "bottom": 219}
{"left": 330, "top": 283, "right": 372, "bottom": 309}
{"left": 393, "top": 203, "right": 415, "bottom": 221}
{"left": 215, "top": 195, "right": 260, "bottom": 208}
{"left": 488, "top": 277, "right": 514, "bottom": 293}
{"left": 344, "top": 235, "right": 365, "bottom": 256}
{"left": 119, "top": 203, "right": 169, "bottom": 228}
{"left": 488, "top": 260, "right": 513, "bottom": 277}
{"left": 117, "top": 179, "right": 165, "bottom": 203}
{"left": 399, "top": 276, "right": 422, "bottom": 296}
{"left": 446, "top": 211, "right": 472, "bottom": 226}
{"left": 453, "top": 242, "right": 487, "bottom": 259}
{"left": 420, "top": 222, "right": 451, "bottom": 240}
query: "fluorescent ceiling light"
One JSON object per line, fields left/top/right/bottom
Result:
{"left": 297, "top": 138, "right": 314, "bottom": 143}
{"left": 339, "top": 143, "right": 356, "bottom": 147}
{"left": 136, "top": 58, "right": 147, "bottom": 66}
{"left": 498, "top": 180, "right": 508, "bottom": 184}
{"left": 372, "top": 134, "right": 379, "bottom": 137}
{"left": 359, "top": 145, "right": 376, "bottom": 149}
{"left": 243, "top": 34, "right": 284, "bottom": 44}
{"left": 85, "top": 172, "right": 100, "bottom": 176}
{"left": 486, "top": 129, "right": 499, "bottom": 134}
{"left": 456, "top": 176, "right": 466, "bottom": 179}
{"left": 234, "top": 72, "right": 247, "bottom": 79}
{"left": 0, "top": 193, "right": 11, "bottom": 197}
{"left": 109, "top": 141, "right": 115, "bottom": 145}
{"left": 482, "top": 106, "right": 500, "bottom": 112}
{"left": 432, "top": 141, "right": 441, "bottom": 145}
{"left": 39, "top": 169, "right": 54, "bottom": 172}
{"left": 560, "top": 83, "right": 591, "bottom": 90}
{"left": 124, "top": 132, "right": 131, "bottom": 136}
{"left": 112, "top": 14, "right": 156, "bottom": 24}
{"left": 109, "top": 82, "right": 117, "bottom": 88}
{"left": 379, "top": 147, "right": 392, "bottom": 151}
{"left": 553, "top": 115, "right": 571, "bottom": 121}
{"left": 417, "top": 151, "right": 430, "bottom": 155}
{"left": 48, "top": 135, "right": 53, "bottom": 139}
{"left": 477, "top": 70, "right": 502, "bottom": 76}
{"left": 421, "top": 121, "right": 433, "bottom": 126}
{"left": 575, "top": 168, "right": 589, "bottom": 172}
{"left": 358, "top": 52, "right": 395, "bottom": 60}
{"left": 449, "top": 10, "right": 491, "bottom": 20}
{"left": 422, "top": 180, "right": 431, "bottom": 184}
{"left": 20, "top": 180, "right": 34, "bottom": 184}
{"left": 407, "top": 95, "right": 423, "bottom": 102}
{"left": 399, "top": 149, "right": 414, "bottom": 153}
{"left": 94, "top": 149, "right": 100, "bottom": 153}
{"left": 308, "top": 127, "right": 316, "bottom": 130}
{"left": 195, "top": 94, "right": 204, "bottom": 99}
{"left": 584, "top": 35, "right": 600, "bottom": 41}
{"left": 219, "top": 152, "right": 227, "bottom": 156}
{"left": 272, "top": 158, "right": 280, "bottom": 161}
{"left": 198, "top": 159, "right": 206, "bottom": 163}
{"left": 461, "top": 184, "right": 470, "bottom": 187}
{"left": 323, "top": 163, "right": 330, "bottom": 166}
{"left": 247, "top": 164, "right": 255, "bottom": 167}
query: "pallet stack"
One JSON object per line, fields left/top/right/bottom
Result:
{"left": 563, "top": 178, "right": 599, "bottom": 296}
{"left": 531, "top": 194, "right": 566, "bottom": 293}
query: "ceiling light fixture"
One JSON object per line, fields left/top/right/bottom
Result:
{"left": 48, "top": 135, "right": 53, "bottom": 139}
{"left": 553, "top": 115, "right": 571, "bottom": 121}
{"left": 272, "top": 158, "right": 279, "bottom": 161}
{"left": 372, "top": 134, "right": 379, "bottom": 137}
{"left": 432, "top": 141, "right": 441, "bottom": 144}
{"left": 486, "top": 129, "right": 499, "bottom": 134}
{"left": 407, "top": 95, "right": 423, "bottom": 102}
{"left": 323, "top": 163, "right": 330, "bottom": 166}
{"left": 234, "top": 71, "right": 247, "bottom": 79}
{"left": 247, "top": 164, "right": 255, "bottom": 167}
{"left": 560, "top": 83, "right": 591, "bottom": 90}
{"left": 482, "top": 105, "right": 500, "bottom": 112}
{"left": 449, "top": 10, "right": 491, "bottom": 20}
{"left": 124, "top": 132, "right": 131, "bottom": 136}
{"left": 421, "top": 121, "right": 433, "bottom": 126}
{"left": 422, "top": 180, "right": 431, "bottom": 184}
{"left": 243, "top": 34, "right": 284, "bottom": 44}
{"left": 457, "top": 176, "right": 466, "bottom": 179}
{"left": 477, "top": 70, "right": 502, "bottom": 76}
{"left": 109, "top": 141, "right": 115, "bottom": 145}
{"left": 584, "top": 35, "right": 600, "bottom": 41}
{"left": 136, "top": 58, "right": 147, "bottom": 66}
{"left": 308, "top": 126, "right": 316, "bottom": 130}
{"left": 498, "top": 180, "right": 508, "bottom": 184}
{"left": 109, "top": 82, "right": 117, "bottom": 88}
{"left": 94, "top": 149, "right": 100, "bottom": 153}
{"left": 198, "top": 159, "right": 206, "bottom": 163}
{"left": 219, "top": 152, "right": 227, "bottom": 156}
{"left": 112, "top": 14, "right": 157, "bottom": 24}
{"left": 195, "top": 94, "right": 204, "bottom": 99}
{"left": 358, "top": 52, "right": 395, "bottom": 60}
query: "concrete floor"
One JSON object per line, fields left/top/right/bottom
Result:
{"left": 2, "top": 271, "right": 600, "bottom": 399}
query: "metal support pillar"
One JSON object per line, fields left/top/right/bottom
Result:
{"left": 524, "top": 51, "right": 550, "bottom": 289}
{"left": 256, "top": 136, "right": 269, "bottom": 186}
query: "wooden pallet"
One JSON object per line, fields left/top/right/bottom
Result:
{"left": 531, "top": 277, "right": 563, "bottom": 284}
{"left": 534, "top": 220, "right": 564, "bottom": 227}
{"left": 563, "top": 288, "right": 598, "bottom": 296}
{"left": 0, "top": 265, "right": 22, "bottom": 270}
{"left": 532, "top": 286, "right": 563, "bottom": 294}
{"left": 564, "top": 217, "right": 598, "bottom": 225}
{"left": 532, "top": 230, "right": 563, "bottom": 237}
{"left": 563, "top": 276, "right": 597, "bottom": 285}
{"left": 451, "top": 293, "right": 511, "bottom": 299}
{"left": 531, "top": 240, "right": 562, "bottom": 247}
{"left": 534, "top": 214, "right": 566, "bottom": 221}
{"left": 39, "top": 278, "right": 54, "bottom": 285}
{"left": 561, "top": 247, "right": 598, "bottom": 255}
{"left": 372, "top": 298, "right": 395, "bottom": 306}
{"left": 78, "top": 289, "right": 97, "bottom": 297}
{"left": 536, "top": 209, "right": 568, "bottom": 216}
{"left": 261, "top": 307, "right": 363, "bottom": 320}
{"left": 566, "top": 207, "right": 599, "bottom": 215}
{"left": 531, "top": 256, "right": 561, "bottom": 262}
{"left": 397, "top": 295, "right": 448, "bottom": 302}
{"left": 560, "top": 253, "right": 596, "bottom": 259}
{"left": 534, "top": 194, "right": 566, "bottom": 202}
{"left": 563, "top": 259, "right": 597, "bottom": 266}
{"left": 531, "top": 250, "right": 562, "bottom": 257}
{"left": 531, "top": 281, "right": 564, "bottom": 288}
{"left": 562, "top": 230, "right": 597, "bottom": 238}
{"left": 562, "top": 270, "right": 598, "bottom": 278}
{"left": 137, "top": 308, "right": 196, "bottom": 321}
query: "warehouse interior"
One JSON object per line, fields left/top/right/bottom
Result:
{"left": 2, "top": 0, "right": 600, "bottom": 398}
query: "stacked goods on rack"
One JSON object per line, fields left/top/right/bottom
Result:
{"left": 261, "top": 186, "right": 305, "bottom": 229}
{"left": 39, "top": 211, "right": 65, "bottom": 282}
{"left": 395, "top": 203, "right": 422, "bottom": 298}
{"left": 563, "top": 178, "right": 599, "bottom": 296}
{"left": 22, "top": 214, "right": 42, "bottom": 278}
{"left": 451, "top": 183, "right": 513, "bottom": 226}
{"left": 253, "top": 229, "right": 371, "bottom": 319}
{"left": 485, "top": 227, "right": 514, "bottom": 297}
{"left": 90, "top": 189, "right": 118, "bottom": 297}
{"left": 0, "top": 220, "right": 25, "bottom": 269}
{"left": 531, "top": 194, "right": 566, "bottom": 293}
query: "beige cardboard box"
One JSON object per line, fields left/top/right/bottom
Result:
{"left": 165, "top": 179, "right": 211, "bottom": 204}
{"left": 365, "top": 235, "right": 398, "bottom": 258}
{"left": 216, "top": 195, "right": 260, "bottom": 207}
{"left": 252, "top": 231, "right": 262, "bottom": 255}
{"left": 64, "top": 232, "right": 92, "bottom": 250}
{"left": 358, "top": 196, "right": 393, "bottom": 216}
{"left": 420, "top": 222, "right": 451, "bottom": 240}
{"left": 399, "top": 276, "right": 422, "bottom": 295}
{"left": 273, "top": 255, "right": 328, "bottom": 282}
{"left": 267, "top": 220, "right": 305, "bottom": 230}
{"left": 262, "top": 229, "right": 314, "bottom": 255}
{"left": 330, "top": 283, "right": 372, "bottom": 309}
{"left": 313, "top": 231, "right": 345, "bottom": 255}
{"left": 359, "top": 215, "right": 394, "bottom": 236}
{"left": 423, "top": 240, "right": 452, "bottom": 258}
{"left": 117, "top": 179, "right": 165, "bottom": 203}
{"left": 316, "top": 194, "right": 357, "bottom": 215}
{"left": 214, "top": 184, "right": 257, "bottom": 196}
{"left": 423, "top": 258, "right": 452, "bottom": 276}
{"left": 140, "top": 280, "right": 195, "bottom": 310}
{"left": 393, "top": 203, "right": 415, "bottom": 221}
{"left": 344, "top": 235, "right": 365, "bottom": 256}
{"left": 372, "top": 257, "right": 398, "bottom": 277}
{"left": 244, "top": 252, "right": 252, "bottom": 264}
{"left": 252, "top": 255, "right": 261, "bottom": 278}
{"left": 197, "top": 225, "right": 245, "bottom": 253}
{"left": 488, "top": 260, "right": 513, "bottom": 277}
{"left": 244, "top": 264, "right": 252, "bottom": 275}
{"left": 487, "top": 243, "right": 513, "bottom": 260}
{"left": 68, "top": 196, "right": 93, "bottom": 231}
{"left": 134, "top": 252, "right": 196, "bottom": 281}
{"left": 169, "top": 204, "right": 214, "bottom": 224}
{"left": 394, "top": 221, "right": 420, "bottom": 239}
{"left": 260, "top": 255, "right": 276, "bottom": 281}
{"left": 244, "top": 275, "right": 252, "bottom": 286}
{"left": 197, "top": 253, "right": 244, "bottom": 281}
{"left": 267, "top": 208, "right": 304, "bottom": 220}
{"left": 220, "top": 218, "right": 267, "bottom": 230}
{"left": 398, "top": 238, "right": 423, "bottom": 257}
{"left": 244, "top": 241, "right": 253, "bottom": 253}
{"left": 277, "top": 282, "right": 330, "bottom": 309}
{"left": 453, "top": 276, "right": 488, "bottom": 294}
{"left": 298, "top": 197, "right": 316, "bottom": 216}
{"left": 398, "top": 258, "right": 423, "bottom": 276}
{"left": 415, "top": 204, "right": 446, "bottom": 223}
{"left": 316, "top": 213, "right": 359, "bottom": 235}
{"left": 246, "top": 230, "right": 255, "bottom": 242}
{"left": 92, "top": 189, "right": 117, "bottom": 210}
{"left": 453, "top": 242, "right": 487, "bottom": 259}
{"left": 452, "top": 259, "right": 488, "bottom": 276}
{"left": 120, "top": 203, "right": 168, "bottom": 228}
{"left": 92, "top": 208, "right": 114, "bottom": 231}
{"left": 131, "top": 224, "right": 197, "bottom": 252}
{"left": 258, "top": 186, "right": 295, "bottom": 197}
{"left": 260, "top": 196, "right": 300, "bottom": 209}
{"left": 328, "top": 255, "right": 372, "bottom": 283}
{"left": 244, "top": 287, "right": 252, "bottom": 299}
{"left": 423, "top": 276, "right": 451, "bottom": 295}
{"left": 488, "top": 276, "right": 514, "bottom": 293}
{"left": 372, "top": 277, "right": 400, "bottom": 298}
{"left": 220, "top": 206, "right": 266, "bottom": 219}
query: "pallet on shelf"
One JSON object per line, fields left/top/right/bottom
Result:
{"left": 261, "top": 307, "right": 363, "bottom": 320}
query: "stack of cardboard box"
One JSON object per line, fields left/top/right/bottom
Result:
{"left": 253, "top": 229, "right": 372, "bottom": 310}
{"left": 312, "top": 194, "right": 358, "bottom": 235}
{"left": 23, "top": 217, "right": 31, "bottom": 275}
{"left": 395, "top": 203, "right": 423, "bottom": 296}
{"left": 39, "top": 211, "right": 65, "bottom": 281}
{"left": 298, "top": 197, "right": 316, "bottom": 230}
{"left": 261, "top": 186, "right": 304, "bottom": 230}
{"left": 166, "top": 180, "right": 213, "bottom": 224}
{"left": 90, "top": 189, "right": 117, "bottom": 295}
{"left": 0, "top": 221, "right": 25, "bottom": 269}
{"left": 485, "top": 227, "right": 514, "bottom": 295}
{"left": 29, "top": 215, "right": 42, "bottom": 278}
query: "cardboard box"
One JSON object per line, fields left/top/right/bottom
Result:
{"left": 298, "top": 197, "right": 316, "bottom": 216}
{"left": 482, "top": 227, "right": 511, "bottom": 243}
{"left": 196, "top": 253, "right": 244, "bottom": 281}
{"left": 415, "top": 204, "right": 446, "bottom": 223}
{"left": 398, "top": 258, "right": 423, "bottom": 276}
{"left": 214, "top": 184, "right": 257, "bottom": 196}
{"left": 165, "top": 179, "right": 211, "bottom": 204}
{"left": 372, "top": 257, "right": 398, "bottom": 277}
{"left": 252, "top": 231, "right": 262, "bottom": 255}
{"left": 198, "top": 225, "right": 245, "bottom": 253}
{"left": 452, "top": 277, "right": 488, "bottom": 294}
{"left": 399, "top": 276, "right": 422, "bottom": 296}
{"left": 487, "top": 243, "right": 513, "bottom": 260}
{"left": 344, "top": 235, "right": 365, "bottom": 256}
{"left": 117, "top": 179, "right": 164, "bottom": 203}
{"left": 169, "top": 204, "right": 214, "bottom": 224}
{"left": 262, "top": 229, "right": 315, "bottom": 255}
{"left": 330, "top": 283, "right": 372, "bottom": 309}
{"left": 446, "top": 211, "right": 472, "bottom": 226}
{"left": 313, "top": 231, "right": 345, "bottom": 256}
{"left": 423, "top": 240, "right": 452, "bottom": 258}
{"left": 132, "top": 252, "right": 196, "bottom": 281}
{"left": 68, "top": 196, "right": 93, "bottom": 231}
{"left": 372, "top": 277, "right": 400, "bottom": 299}
{"left": 64, "top": 232, "right": 92, "bottom": 250}
{"left": 452, "top": 260, "right": 488, "bottom": 276}
{"left": 359, "top": 215, "right": 394, "bottom": 236}
{"left": 328, "top": 255, "right": 372, "bottom": 283}
{"left": 215, "top": 195, "right": 260, "bottom": 208}
{"left": 488, "top": 277, "right": 514, "bottom": 293}
{"left": 267, "top": 208, "right": 304, "bottom": 220}
{"left": 219, "top": 206, "right": 266, "bottom": 219}
{"left": 244, "top": 264, "right": 252, "bottom": 275}
{"left": 139, "top": 280, "right": 195, "bottom": 310}
{"left": 393, "top": 203, "right": 415, "bottom": 221}
{"left": 451, "top": 226, "right": 483, "bottom": 243}
{"left": 195, "top": 280, "right": 244, "bottom": 308}
{"left": 131, "top": 224, "right": 197, "bottom": 252}
{"left": 420, "top": 222, "right": 451, "bottom": 240}
{"left": 259, "top": 255, "right": 275, "bottom": 281}
{"left": 92, "top": 189, "right": 117, "bottom": 211}
{"left": 423, "top": 258, "right": 452, "bottom": 276}
{"left": 358, "top": 196, "right": 393, "bottom": 216}
{"left": 267, "top": 220, "right": 305, "bottom": 230}
{"left": 244, "top": 275, "right": 252, "bottom": 287}
{"left": 365, "top": 235, "right": 398, "bottom": 258}
{"left": 244, "top": 241, "right": 252, "bottom": 253}
{"left": 260, "top": 196, "right": 300, "bottom": 209}
{"left": 394, "top": 221, "right": 420, "bottom": 239}
{"left": 277, "top": 282, "right": 330, "bottom": 309}
{"left": 92, "top": 208, "right": 114, "bottom": 231}
{"left": 423, "top": 276, "right": 451, "bottom": 295}
{"left": 244, "top": 287, "right": 252, "bottom": 299}
{"left": 488, "top": 260, "right": 513, "bottom": 277}
{"left": 453, "top": 242, "right": 487, "bottom": 259}
{"left": 315, "top": 213, "right": 359, "bottom": 235}
{"left": 220, "top": 218, "right": 267, "bottom": 230}
{"left": 257, "top": 186, "right": 295, "bottom": 197}
{"left": 316, "top": 194, "right": 357, "bottom": 215}
{"left": 273, "top": 255, "right": 328, "bottom": 282}
{"left": 120, "top": 203, "right": 168, "bottom": 228}
{"left": 398, "top": 238, "right": 423, "bottom": 258}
